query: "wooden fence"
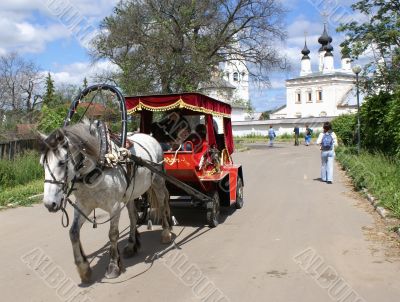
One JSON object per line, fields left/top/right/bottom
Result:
{"left": 0, "top": 139, "right": 40, "bottom": 160}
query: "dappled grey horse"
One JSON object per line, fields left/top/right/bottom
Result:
{"left": 40, "top": 122, "right": 172, "bottom": 283}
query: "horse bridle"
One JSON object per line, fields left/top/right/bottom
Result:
{"left": 43, "top": 140, "right": 84, "bottom": 226}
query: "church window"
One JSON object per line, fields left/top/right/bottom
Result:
{"left": 317, "top": 90, "right": 323, "bottom": 102}
{"left": 307, "top": 91, "right": 312, "bottom": 102}
{"left": 296, "top": 91, "right": 301, "bottom": 104}
{"left": 233, "top": 72, "right": 239, "bottom": 82}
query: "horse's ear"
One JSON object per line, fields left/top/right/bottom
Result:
{"left": 37, "top": 132, "right": 48, "bottom": 142}
{"left": 55, "top": 129, "right": 65, "bottom": 143}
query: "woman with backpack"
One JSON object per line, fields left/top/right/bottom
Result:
{"left": 316, "top": 122, "right": 337, "bottom": 184}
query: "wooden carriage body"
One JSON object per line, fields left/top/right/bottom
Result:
{"left": 125, "top": 93, "right": 243, "bottom": 207}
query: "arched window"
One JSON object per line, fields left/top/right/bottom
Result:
{"left": 295, "top": 90, "right": 301, "bottom": 104}
{"left": 316, "top": 89, "right": 323, "bottom": 102}
{"left": 320, "top": 111, "right": 327, "bottom": 117}
{"left": 307, "top": 89, "right": 312, "bottom": 103}
{"left": 233, "top": 72, "right": 239, "bottom": 82}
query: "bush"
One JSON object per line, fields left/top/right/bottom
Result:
{"left": 0, "top": 151, "right": 43, "bottom": 190}
{"left": 336, "top": 147, "right": 400, "bottom": 218}
{"left": 360, "top": 92, "right": 394, "bottom": 154}
{"left": 331, "top": 114, "right": 357, "bottom": 146}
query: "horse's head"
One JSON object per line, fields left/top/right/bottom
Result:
{"left": 40, "top": 123, "right": 100, "bottom": 212}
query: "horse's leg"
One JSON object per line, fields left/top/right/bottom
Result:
{"left": 160, "top": 186, "right": 173, "bottom": 244}
{"left": 69, "top": 206, "right": 92, "bottom": 283}
{"left": 123, "top": 199, "right": 141, "bottom": 258}
{"left": 105, "top": 203, "right": 122, "bottom": 279}
{"left": 151, "top": 176, "right": 172, "bottom": 244}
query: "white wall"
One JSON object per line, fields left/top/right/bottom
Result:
{"left": 232, "top": 117, "right": 335, "bottom": 137}
{"left": 281, "top": 74, "right": 355, "bottom": 119}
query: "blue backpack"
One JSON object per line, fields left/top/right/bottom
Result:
{"left": 321, "top": 133, "right": 333, "bottom": 151}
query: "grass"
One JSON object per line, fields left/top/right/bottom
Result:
{"left": 0, "top": 151, "right": 43, "bottom": 208}
{"left": 0, "top": 151, "right": 43, "bottom": 190}
{"left": 0, "top": 179, "right": 43, "bottom": 208}
{"left": 336, "top": 147, "right": 400, "bottom": 219}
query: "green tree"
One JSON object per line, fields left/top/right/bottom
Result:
{"left": 337, "top": 0, "right": 400, "bottom": 92}
{"left": 360, "top": 92, "right": 393, "bottom": 153}
{"left": 43, "top": 73, "right": 57, "bottom": 106}
{"left": 83, "top": 77, "right": 88, "bottom": 90}
{"left": 331, "top": 114, "right": 357, "bottom": 146}
{"left": 90, "top": 0, "right": 287, "bottom": 94}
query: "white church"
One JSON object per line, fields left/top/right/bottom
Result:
{"left": 199, "top": 52, "right": 251, "bottom": 122}
{"left": 270, "top": 24, "right": 359, "bottom": 119}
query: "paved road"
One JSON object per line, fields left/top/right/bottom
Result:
{"left": 1, "top": 143, "right": 399, "bottom": 302}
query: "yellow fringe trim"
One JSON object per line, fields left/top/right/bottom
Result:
{"left": 127, "top": 98, "right": 231, "bottom": 118}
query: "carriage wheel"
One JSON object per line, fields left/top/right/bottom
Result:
{"left": 206, "top": 191, "right": 220, "bottom": 228}
{"left": 235, "top": 178, "right": 244, "bottom": 209}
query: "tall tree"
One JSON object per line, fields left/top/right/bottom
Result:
{"left": 90, "top": 0, "right": 287, "bottom": 94}
{"left": 337, "top": 0, "right": 400, "bottom": 92}
{"left": 43, "top": 73, "right": 57, "bottom": 106}
{"left": 0, "top": 52, "right": 42, "bottom": 111}
{"left": 83, "top": 77, "right": 88, "bottom": 90}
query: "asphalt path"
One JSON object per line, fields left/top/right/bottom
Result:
{"left": 1, "top": 142, "right": 399, "bottom": 302}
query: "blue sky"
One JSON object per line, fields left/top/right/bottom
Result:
{"left": 0, "top": 0, "right": 359, "bottom": 111}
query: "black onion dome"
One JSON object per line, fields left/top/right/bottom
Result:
{"left": 318, "top": 24, "right": 332, "bottom": 46}
{"left": 301, "top": 41, "right": 310, "bottom": 55}
{"left": 301, "top": 41, "right": 310, "bottom": 59}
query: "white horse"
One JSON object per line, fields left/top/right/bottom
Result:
{"left": 40, "top": 122, "right": 172, "bottom": 283}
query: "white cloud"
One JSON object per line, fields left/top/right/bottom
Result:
{"left": 0, "top": 0, "right": 118, "bottom": 54}
{"left": 47, "top": 60, "right": 120, "bottom": 87}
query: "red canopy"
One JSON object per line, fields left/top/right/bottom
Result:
{"left": 125, "top": 92, "right": 231, "bottom": 118}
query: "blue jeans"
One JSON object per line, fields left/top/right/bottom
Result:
{"left": 321, "top": 150, "right": 334, "bottom": 181}
{"left": 305, "top": 135, "right": 311, "bottom": 145}
{"left": 269, "top": 136, "right": 275, "bottom": 146}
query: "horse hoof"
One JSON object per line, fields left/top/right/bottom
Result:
{"left": 123, "top": 244, "right": 138, "bottom": 258}
{"left": 78, "top": 266, "right": 92, "bottom": 283}
{"left": 105, "top": 263, "right": 121, "bottom": 279}
{"left": 161, "top": 231, "right": 172, "bottom": 244}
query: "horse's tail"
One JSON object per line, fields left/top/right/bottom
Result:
{"left": 146, "top": 184, "right": 170, "bottom": 225}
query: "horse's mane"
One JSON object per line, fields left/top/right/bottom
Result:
{"left": 42, "top": 122, "right": 101, "bottom": 160}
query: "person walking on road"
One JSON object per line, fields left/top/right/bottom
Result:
{"left": 305, "top": 125, "right": 313, "bottom": 146}
{"left": 316, "top": 122, "right": 337, "bottom": 184}
{"left": 268, "top": 125, "right": 276, "bottom": 147}
{"left": 293, "top": 126, "right": 300, "bottom": 146}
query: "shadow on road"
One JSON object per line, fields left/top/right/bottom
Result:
{"left": 80, "top": 205, "right": 237, "bottom": 286}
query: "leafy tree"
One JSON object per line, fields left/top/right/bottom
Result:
{"left": 83, "top": 77, "right": 88, "bottom": 90}
{"left": 259, "top": 110, "right": 271, "bottom": 120}
{"left": 337, "top": 0, "right": 400, "bottom": 92}
{"left": 331, "top": 114, "right": 357, "bottom": 146}
{"left": 43, "top": 73, "right": 57, "bottom": 106}
{"left": 55, "top": 83, "right": 80, "bottom": 103}
{"left": 90, "top": 0, "right": 287, "bottom": 94}
{"left": 385, "top": 90, "right": 400, "bottom": 156}
{"left": 360, "top": 92, "right": 393, "bottom": 153}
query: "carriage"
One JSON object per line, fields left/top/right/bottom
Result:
{"left": 125, "top": 92, "right": 244, "bottom": 227}
{"left": 64, "top": 85, "right": 244, "bottom": 228}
